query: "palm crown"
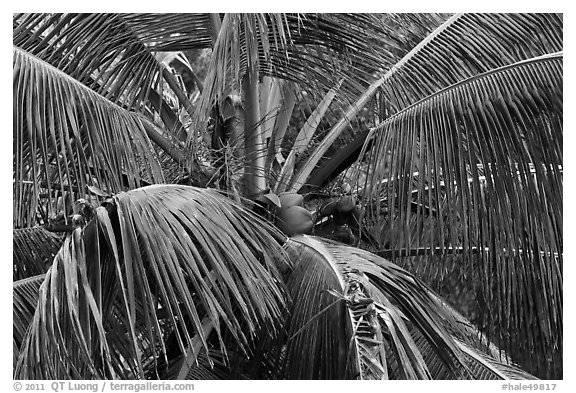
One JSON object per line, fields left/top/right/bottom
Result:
{"left": 13, "top": 13, "right": 562, "bottom": 380}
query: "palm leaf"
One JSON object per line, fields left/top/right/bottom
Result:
{"left": 288, "top": 13, "right": 562, "bottom": 193}
{"left": 13, "top": 13, "right": 205, "bottom": 145}
{"left": 190, "top": 13, "right": 439, "bottom": 143}
{"left": 13, "top": 13, "right": 203, "bottom": 109}
{"left": 404, "top": 328, "right": 537, "bottom": 380}
{"left": 457, "top": 340, "right": 537, "bottom": 380}
{"left": 279, "top": 236, "right": 537, "bottom": 380}
{"left": 374, "top": 13, "right": 562, "bottom": 112}
{"left": 13, "top": 227, "right": 63, "bottom": 280}
{"left": 412, "top": 290, "right": 538, "bottom": 380}
{"left": 13, "top": 274, "right": 45, "bottom": 357}
{"left": 278, "top": 235, "right": 469, "bottom": 379}
{"left": 160, "top": 350, "right": 241, "bottom": 380}
{"left": 120, "top": 13, "right": 214, "bottom": 51}
{"left": 14, "top": 13, "right": 158, "bottom": 108}
{"left": 360, "top": 53, "right": 562, "bottom": 378}
{"left": 14, "top": 185, "right": 289, "bottom": 379}
{"left": 13, "top": 46, "right": 164, "bottom": 228}
{"left": 292, "top": 80, "right": 343, "bottom": 157}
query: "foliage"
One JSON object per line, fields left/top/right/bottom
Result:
{"left": 356, "top": 14, "right": 562, "bottom": 378}
{"left": 13, "top": 227, "right": 63, "bottom": 280}
{"left": 14, "top": 185, "right": 287, "bottom": 379}
{"left": 13, "top": 13, "right": 562, "bottom": 379}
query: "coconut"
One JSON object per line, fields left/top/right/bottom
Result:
{"left": 277, "top": 205, "right": 313, "bottom": 236}
{"left": 278, "top": 192, "right": 304, "bottom": 208}
{"left": 336, "top": 195, "right": 356, "bottom": 213}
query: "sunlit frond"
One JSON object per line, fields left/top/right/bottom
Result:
{"left": 14, "top": 13, "right": 161, "bottom": 108}
{"left": 12, "top": 12, "right": 560, "bottom": 381}
{"left": 13, "top": 13, "right": 201, "bottom": 145}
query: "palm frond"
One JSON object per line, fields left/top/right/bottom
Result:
{"left": 404, "top": 328, "right": 536, "bottom": 380}
{"left": 288, "top": 13, "right": 562, "bottom": 193}
{"left": 13, "top": 274, "right": 45, "bottom": 356}
{"left": 120, "top": 13, "right": 214, "bottom": 51}
{"left": 13, "top": 13, "right": 202, "bottom": 146}
{"left": 360, "top": 53, "right": 562, "bottom": 378}
{"left": 456, "top": 341, "right": 537, "bottom": 380}
{"left": 278, "top": 235, "right": 470, "bottom": 379}
{"left": 13, "top": 46, "right": 164, "bottom": 228}
{"left": 13, "top": 227, "right": 63, "bottom": 280}
{"left": 12, "top": 13, "right": 211, "bottom": 109}
{"left": 14, "top": 13, "right": 160, "bottom": 108}
{"left": 190, "top": 13, "right": 442, "bottom": 144}
{"left": 411, "top": 290, "right": 538, "bottom": 380}
{"left": 279, "top": 236, "right": 538, "bottom": 380}
{"left": 375, "top": 13, "right": 562, "bottom": 113}
{"left": 160, "top": 350, "right": 239, "bottom": 380}
{"left": 14, "top": 185, "right": 289, "bottom": 379}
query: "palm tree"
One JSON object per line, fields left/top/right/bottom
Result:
{"left": 13, "top": 13, "right": 562, "bottom": 379}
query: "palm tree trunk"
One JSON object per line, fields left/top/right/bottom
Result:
{"left": 242, "top": 67, "right": 267, "bottom": 198}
